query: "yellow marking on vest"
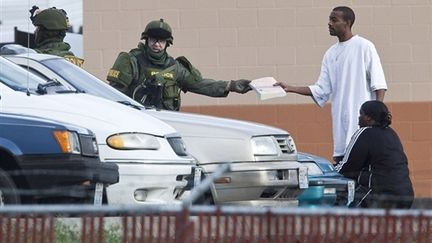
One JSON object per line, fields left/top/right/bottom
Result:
{"left": 108, "top": 69, "right": 120, "bottom": 78}
{"left": 150, "top": 71, "right": 174, "bottom": 79}
{"left": 64, "top": 56, "right": 85, "bottom": 68}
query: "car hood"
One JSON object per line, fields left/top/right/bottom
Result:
{"left": 145, "top": 109, "right": 295, "bottom": 163}
{"left": 146, "top": 109, "right": 289, "bottom": 138}
{"left": 298, "top": 152, "right": 337, "bottom": 173}
{"left": 0, "top": 112, "right": 91, "bottom": 135}
{"left": 0, "top": 90, "right": 178, "bottom": 140}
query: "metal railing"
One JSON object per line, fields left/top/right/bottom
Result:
{"left": 0, "top": 164, "right": 429, "bottom": 242}
{"left": 0, "top": 205, "right": 431, "bottom": 242}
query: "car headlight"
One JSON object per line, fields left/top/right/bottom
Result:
{"left": 53, "top": 130, "right": 81, "bottom": 154}
{"left": 106, "top": 133, "right": 160, "bottom": 150}
{"left": 251, "top": 136, "right": 279, "bottom": 156}
{"left": 302, "top": 162, "right": 323, "bottom": 176}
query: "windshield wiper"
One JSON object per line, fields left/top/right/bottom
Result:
{"left": 143, "top": 105, "right": 159, "bottom": 110}
{"left": 56, "top": 90, "right": 82, "bottom": 94}
{"left": 36, "top": 79, "right": 71, "bottom": 94}
{"left": 117, "top": 101, "right": 143, "bottom": 110}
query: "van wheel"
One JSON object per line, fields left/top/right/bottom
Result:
{"left": 0, "top": 169, "right": 20, "bottom": 205}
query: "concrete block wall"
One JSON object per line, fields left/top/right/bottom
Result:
{"left": 83, "top": 1, "right": 432, "bottom": 197}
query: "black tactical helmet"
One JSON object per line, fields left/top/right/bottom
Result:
{"left": 31, "top": 7, "right": 69, "bottom": 31}
{"left": 141, "top": 19, "right": 173, "bottom": 45}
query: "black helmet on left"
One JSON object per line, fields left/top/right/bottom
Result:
{"left": 30, "top": 6, "right": 69, "bottom": 31}
{"left": 141, "top": 19, "right": 173, "bottom": 45}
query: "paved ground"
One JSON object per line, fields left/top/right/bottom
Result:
{"left": 411, "top": 198, "right": 432, "bottom": 209}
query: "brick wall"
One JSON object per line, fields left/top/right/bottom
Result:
{"left": 183, "top": 102, "right": 432, "bottom": 197}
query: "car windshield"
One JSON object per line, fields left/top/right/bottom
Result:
{"left": 0, "top": 57, "right": 46, "bottom": 94}
{"left": 42, "top": 58, "right": 144, "bottom": 109}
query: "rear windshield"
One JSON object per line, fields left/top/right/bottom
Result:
{"left": 0, "top": 57, "right": 45, "bottom": 94}
{"left": 42, "top": 58, "right": 135, "bottom": 103}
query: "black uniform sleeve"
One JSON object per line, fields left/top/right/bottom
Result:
{"left": 335, "top": 127, "right": 371, "bottom": 180}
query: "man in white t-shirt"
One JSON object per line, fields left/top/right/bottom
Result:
{"left": 276, "top": 6, "right": 387, "bottom": 162}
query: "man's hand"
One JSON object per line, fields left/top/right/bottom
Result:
{"left": 273, "top": 82, "right": 290, "bottom": 92}
{"left": 229, "top": 79, "right": 252, "bottom": 94}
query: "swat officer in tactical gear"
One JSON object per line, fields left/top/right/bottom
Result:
{"left": 29, "top": 6, "right": 84, "bottom": 67}
{"left": 107, "top": 19, "right": 252, "bottom": 111}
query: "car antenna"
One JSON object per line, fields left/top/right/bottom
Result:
{"left": 25, "top": 2, "right": 37, "bottom": 96}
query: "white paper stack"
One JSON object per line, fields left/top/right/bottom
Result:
{"left": 249, "top": 77, "right": 287, "bottom": 100}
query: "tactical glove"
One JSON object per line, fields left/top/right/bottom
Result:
{"left": 228, "top": 79, "right": 252, "bottom": 94}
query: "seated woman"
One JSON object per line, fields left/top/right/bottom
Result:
{"left": 334, "top": 100, "right": 414, "bottom": 208}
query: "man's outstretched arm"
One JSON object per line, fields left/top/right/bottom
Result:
{"left": 274, "top": 82, "right": 313, "bottom": 96}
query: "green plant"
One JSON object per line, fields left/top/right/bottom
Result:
{"left": 54, "top": 220, "right": 122, "bottom": 243}
{"left": 54, "top": 221, "right": 80, "bottom": 243}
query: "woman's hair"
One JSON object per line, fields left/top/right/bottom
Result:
{"left": 361, "top": 100, "right": 392, "bottom": 128}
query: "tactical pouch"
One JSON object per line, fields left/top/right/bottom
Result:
{"left": 176, "top": 56, "right": 203, "bottom": 83}
{"left": 154, "top": 65, "right": 180, "bottom": 110}
{"left": 162, "top": 81, "right": 181, "bottom": 110}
